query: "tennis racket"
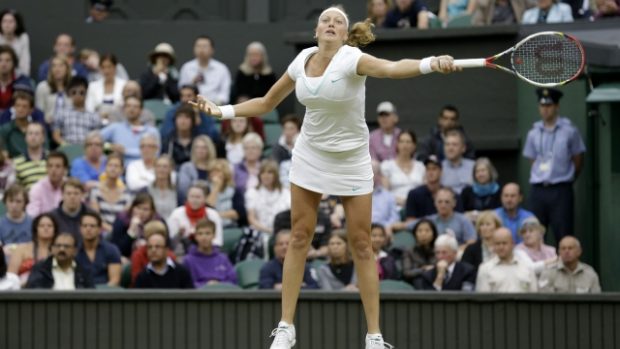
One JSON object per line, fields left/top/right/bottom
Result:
{"left": 454, "top": 31, "right": 585, "bottom": 87}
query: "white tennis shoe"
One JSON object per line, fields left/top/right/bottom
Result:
{"left": 365, "top": 333, "right": 395, "bottom": 349}
{"left": 269, "top": 322, "right": 296, "bottom": 349}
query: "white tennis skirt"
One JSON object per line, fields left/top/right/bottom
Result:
{"left": 289, "top": 137, "right": 373, "bottom": 196}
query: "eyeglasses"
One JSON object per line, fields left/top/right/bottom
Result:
{"left": 85, "top": 142, "right": 103, "bottom": 147}
{"left": 140, "top": 144, "right": 158, "bottom": 149}
{"left": 70, "top": 90, "right": 86, "bottom": 96}
{"left": 81, "top": 223, "right": 99, "bottom": 228}
{"left": 53, "top": 243, "right": 74, "bottom": 249}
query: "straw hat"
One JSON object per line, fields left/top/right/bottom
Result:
{"left": 149, "top": 42, "right": 175, "bottom": 65}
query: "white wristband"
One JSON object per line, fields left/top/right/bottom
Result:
{"left": 419, "top": 57, "right": 435, "bottom": 75}
{"left": 220, "top": 105, "right": 236, "bottom": 119}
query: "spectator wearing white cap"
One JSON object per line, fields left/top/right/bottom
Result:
{"left": 369, "top": 101, "right": 401, "bottom": 163}
{"left": 139, "top": 42, "right": 180, "bottom": 104}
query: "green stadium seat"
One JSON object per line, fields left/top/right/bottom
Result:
{"left": 390, "top": 230, "right": 416, "bottom": 251}
{"left": 201, "top": 282, "right": 242, "bottom": 291}
{"left": 222, "top": 227, "right": 243, "bottom": 254}
{"left": 235, "top": 259, "right": 266, "bottom": 289}
{"left": 120, "top": 263, "right": 132, "bottom": 288}
{"left": 446, "top": 14, "right": 473, "bottom": 28}
{"left": 143, "top": 99, "right": 169, "bottom": 126}
{"left": 428, "top": 15, "right": 442, "bottom": 29}
{"left": 58, "top": 143, "right": 84, "bottom": 164}
{"left": 379, "top": 280, "right": 415, "bottom": 292}
{"left": 261, "top": 109, "right": 280, "bottom": 124}
{"left": 95, "top": 284, "right": 124, "bottom": 290}
{"left": 264, "top": 123, "right": 282, "bottom": 147}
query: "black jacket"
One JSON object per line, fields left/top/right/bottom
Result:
{"left": 461, "top": 239, "right": 484, "bottom": 273}
{"left": 25, "top": 256, "right": 94, "bottom": 289}
{"left": 418, "top": 261, "right": 476, "bottom": 291}
{"left": 139, "top": 68, "right": 180, "bottom": 103}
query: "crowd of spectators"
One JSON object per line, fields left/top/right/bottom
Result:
{"left": 0, "top": 4, "right": 607, "bottom": 293}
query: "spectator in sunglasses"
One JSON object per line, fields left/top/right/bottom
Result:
{"left": 52, "top": 76, "right": 101, "bottom": 145}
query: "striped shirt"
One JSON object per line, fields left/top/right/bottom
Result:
{"left": 89, "top": 185, "right": 134, "bottom": 226}
{"left": 14, "top": 155, "right": 47, "bottom": 190}
{"left": 53, "top": 107, "right": 101, "bottom": 144}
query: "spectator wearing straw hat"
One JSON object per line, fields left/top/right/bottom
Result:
{"left": 139, "top": 43, "right": 180, "bottom": 104}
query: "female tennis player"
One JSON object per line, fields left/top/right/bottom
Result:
{"left": 191, "top": 7, "right": 459, "bottom": 349}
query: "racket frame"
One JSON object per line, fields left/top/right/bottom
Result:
{"left": 454, "top": 31, "right": 586, "bottom": 87}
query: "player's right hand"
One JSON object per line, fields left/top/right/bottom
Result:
{"left": 189, "top": 95, "right": 222, "bottom": 117}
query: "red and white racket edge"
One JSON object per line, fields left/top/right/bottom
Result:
{"left": 453, "top": 31, "right": 586, "bottom": 87}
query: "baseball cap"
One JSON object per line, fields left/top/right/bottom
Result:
{"left": 424, "top": 155, "right": 442, "bottom": 168}
{"left": 376, "top": 101, "right": 396, "bottom": 115}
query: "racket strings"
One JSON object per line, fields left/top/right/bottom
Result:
{"left": 512, "top": 34, "right": 583, "bottom": 84}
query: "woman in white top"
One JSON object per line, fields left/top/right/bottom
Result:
{"left": 126, "top": 133, "right": 160, "bottom": 191}
{"left": 245, "top": 159, "right": 291, "bottom": 234}
{"left": 85, "top": 53, "right": 127, "bottom": 116}
{"left": 0, "top": 9, "right": 30, "bottom": 76}
{"left": 224, "top": 117, "right": 250, "bottom": 166}
{"left": 191, "top": 6, "right": 458, "bottom": 349}
{"left": 35, "top": 55, "right": 72, "bottom": 123}
{"left": 380, "top": 130, "right": 425, "bottom": 206}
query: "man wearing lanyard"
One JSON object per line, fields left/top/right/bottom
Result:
{"left": 523, "top": 88, "right": 585, "bottom": 243}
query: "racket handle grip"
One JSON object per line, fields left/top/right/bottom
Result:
{"left": 454, "top": 59, "right": 487, "bottom": 68}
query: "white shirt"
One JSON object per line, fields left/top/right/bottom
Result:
{"left": 178, "top": 58, "right": 231, "bottom": 105}
{"left": 475, "top": 254, "right": 538, "bottom": 293}
{"left": 166, "top": 206, "right": 223, "bottom": 245}
{"left": 225, "top": 141, "right": 244, "bottom": 165}
{"left": 0, "top": 33, "right": 30, "bottom": 76}
{"left": 0, "top": 273, "right": 20, "bottom": 290}
{"left": 245, "top": 186, "right": 291, "bottom": 233}
{"left": 85, "top": 76, "right": 127, "bottom": 113}
{"left": 52, "top": 259, "right": 76, "bottom": 290}
{"left": 380, "top": 159, "right": 426, "bottom": 201}
{"left": 287, "top": 45, "right": 368, "bottom": 152}
{"left": 126, "top": 160, "right": 155, "bottom": 192}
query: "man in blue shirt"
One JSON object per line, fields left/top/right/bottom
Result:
{"left": 494, "top": 183, "right": 534, "bottom": 243}
{"left": 100, "top": 95, "right": 159, "bottom": 164}
{"left": 75, "top": 212, "right": 122, "bottom": 286}
{"left": 523, "top": 88, "right": 585, "bottom": 242}
{"left": 426, "top": 188, "right": 476, "bottom": 248}
{"left": 440, "top": 129, "right": 475, "bottom": 195}
{"left": 160, "top": 84, "right": 220, "bottom": 143}
{"left": 259, "top": 231, "right": 318, "bottom": 290}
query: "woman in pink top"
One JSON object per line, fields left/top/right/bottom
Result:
{"left": 515, "top": 216, "right": 557, "bottom": 262}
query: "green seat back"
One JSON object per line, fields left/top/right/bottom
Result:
{"left": 222, "top": 227, "right": 244, "bottom": 254}
{"left": 59, "top": 144, "right": 85, "bottom": 164}
{"left": 390, "top": 230, "right": 416, "bottom": 251}
{"left": 379, "top": 280, "right": 415, "bottom": 292}
{"left": 235, "top": 259, "right": 266, "bottom": 289}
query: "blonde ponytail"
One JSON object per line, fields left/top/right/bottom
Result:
{"left": 346, "top": 18, "right": 376, "bottom": 47}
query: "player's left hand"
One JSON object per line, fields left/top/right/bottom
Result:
{"left": 432, "top": 55, "right": 461, "bottom": 74}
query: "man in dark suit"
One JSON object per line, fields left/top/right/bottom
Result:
{"left": 418, "top": 234, "right": 476, "bottom": 291}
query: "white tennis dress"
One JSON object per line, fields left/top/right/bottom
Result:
{"left": 287, "top": 45, "right": 373, "bottom": 196}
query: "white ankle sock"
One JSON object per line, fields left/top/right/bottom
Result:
{"left": 367, "top": 333, "right": 383, "bottom": 339}
{"left": 279, "top": 321, "right": 293, "bottom": 328}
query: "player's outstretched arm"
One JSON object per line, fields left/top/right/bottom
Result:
{"left": 357, "top": 54, "right": 461, "bottom": 79}
{"left": 189, "top": 73, "right": 295, "bottom": 118}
